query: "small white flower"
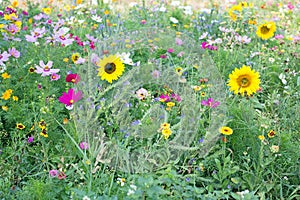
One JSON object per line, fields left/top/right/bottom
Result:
{"left": 117, "top": 52, "right": 134, "bottom": 65}
{"left": 91, "top": 15, "right": 102, "bottom": 23}
{"left": 279, "top": 73, "right": 287, "bottom": 85}
{"left": 171, "top": 1, "right": 181, "bottom": 6}
{"left": 170, "top": 17, "right": 179, "bottom": 24}
{"left": 199, "top": 32, "right": 208, "bottom": 40}
{"left": 269, "top": 57, "right": 275, "bottom": 63}
{"left": 160, "top": 5, "right": 167, "bottom": 12}
{"left": 82, "top": 196, "right": 90, "bottom": 200}
{"left": 117, "top": 178, "right": 126, "bottom": 186}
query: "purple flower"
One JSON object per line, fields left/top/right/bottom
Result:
{"left": 201, "top": 98, "right": 220, "bottom": 108}
{"left": 79, "top": 141, "right": 89, "bottom": 150}
{"left": 49, "top": 170, "right": 58, "bottom": 177}
{"left": 27, "top": 136, "right": 34, "bottom": 143}
{"left": 50, "top": 73, "right": 60, "bottom": 81}
{"left": 25, "top": 27, "right": 46, "bottom": 43}
{"left": 8, "top": 47, "right": 20, "bottom": 58}
{"left": 6, "top": 24, "right": 19, "bottom": 35}
{"left": 35, "top": 60, "right": 60, "bottom": 76}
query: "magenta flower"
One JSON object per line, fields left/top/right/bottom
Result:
{"left": 160, "top": 54, "right": 167, "bottom": 59}
{"left": 201, "top": 98, "right": 220, "bottom": 108}
{"left": 79, "top": 141, "right": 89, "bottom": 150}
{"left": 159, "top": 94, "right": 170, "bottom": 102}
{"left": 28, "top": 136, "right": 34, "bottom": 143}
{"left": 171, "top": 93, "right": 181, "bottom": 102}
{"left": 59, "top": 88, "right": 83, "bottom": 107}
{"left": 66, "top": 73, "right": 81, "bottom": 84}
{"left": 50, "top": 73, "right": 60, "bottom": 81}
{"left": 49, "top": 170, "right": 58, "bottom": 177}
{"left": 8, "top": 47, "right": 20, "bottom": 58}
{"left": 167, "top": 48, "right": 174, "bottom": 53}
{"left": 35, "top": 60, "right": 60, "bottom": 76}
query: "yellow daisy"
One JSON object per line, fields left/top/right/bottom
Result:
{"left": 256, "top": 21, "right": 276, "bottom": 40}
{"left": 219, "top": 126, "right": 233, "bottom": 136}
{"left": 228, "top": 65, "right": 260, "bottom": 96}
{"left": 97, "top": 55, "right": 125, "bottom": 83}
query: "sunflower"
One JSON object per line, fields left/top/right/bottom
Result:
{"left": 256, "top": 21, "right": 276, "bottom": 40}
{"left": 228, "top": 65, "right": 260, "bottom": 96}
{"left": 97, "top": 54, "right": 125, "bottom": 83}
{"left": 219, "top": 126, "right": 233, "bottom": 135}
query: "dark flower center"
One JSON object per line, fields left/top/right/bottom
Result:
{"left": 104, "top": 63, "right": 116, "bottom": 74}
{"left": 44, "top": 66, "right": 50, "bottom": 72}
{"left": 238, "top": 75, "right": 251, "bottom": 87}
{"left": 260, "top": 25, "right": 270, "bottom": 34}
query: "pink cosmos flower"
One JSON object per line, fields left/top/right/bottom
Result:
{"left": 35, "top": 60, "right": 60, "bottom": 76}
{"left": 66, "top": 73, "right": 81, "bottom": 84}
{"left": 167, "top": 48, "right": 174, "bottom": 53}
{"left": 136, "top": 88, "right": 149, "bottom": 100}
{"left": 79, "top": 141, "right": 89, "bottom": 150}
{"left": 58, "top": 171, "right": 66, "bottom": 180}
{"left": 25, "top": 27, "right": 46, "bottom": 43}
{"left": 49, "top": 170, "right": 58, "bottom": 177}
{"left": 28, "top": 136, "right": 34, "bottom": 143}
{"left": 58, "top": 88, "right": 83, "bottom": 106}
{"left": 175, "top": 37, "right": 183, "bottom": 45}
{"left": 201, "top": 98, "right": 220, "bottom": 108}
{"left": 171, "top": 93, "right": 181, "bottom": 102}
{"left": 8, "top": 47, "right": 20, "bottom": 58}
{"left": 50, "top": 73, "right": 60, "bottom": 81}
{"left": 0, "top": 51, "right": 10, "bottom": 65}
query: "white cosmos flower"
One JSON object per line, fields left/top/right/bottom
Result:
{"left": 170, "top": 17, "right": 179, "bottom": 24}
{"left": 117, "top": 52, "right": 134, "bottom": 66}
{"left": 91, "top": 15, "right": 102, "bottom": 23}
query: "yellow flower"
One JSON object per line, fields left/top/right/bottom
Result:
{"left": 16, "top": 123, "right": 25, "bottom": 130}
{"left": 42, "top": 7, "right": 52, "bottom": 15}
{"left": 228, "top": 5, "right": 242, "bottom": 21}
{"left": 40, "top": 128, "right": 48, "bottom": 138}
{"left": 256, "top": 21, "right": 276, "bottom": 40}
{"left": 4, "top": 13, "right": 18, "bottom": 21}
{"left": 228, "top": 65, "right": 260, "bottom": 96}
{"left": 166, "top": 102, "right": 175, "bottom": 107}
{"left": 11, "top": 0, "right": 19, "bottom": 8}
{"left": 14, "top": 21, "right": 22, "bottom": 31}
{"left": 97, "top": 54, "right": 125, "bottom": 83}
{"left": 267, "top": 130, "right": 276, "bottom": 138}
{"left": 2, "top": 106, "right": 8, "bottom": 111}
{"left": 201, "top": 92, "right": 206, "bottom": 97}
{"left": 175, "top": 67, "right": 183, "bottom": 76}
{"left": 162, "top": 128, "right": 172, "bottom": 139}
{"left": 1, "top": 89, "right": 13, "bottom": 100}
{"left": 160, "top": 122, "right": 170, "bottom": 129}
{"left": 238, "top": 2, "right": 248, "bottom": 8}
{"left": 64, "top": 5, "right": 71, "bottom": 12}
{"left": 76, "top": 0, "right": 82, "bottom": 4}
{"left": 28, "top": 18, "right": 33, "bottom": 24}
{"left": 85, "top": 159, "right": 91, "bottom": 165}
{"left": 71, "top": 53, "right": 80, "bottom": 63}
{"left": 219, "top": 126, "right": 233, "bottom": 135}
{"left": 258, "top": 135, "right": 265, "bottom": 141}
{"left": 104, "top": 10, "right": 110, "bottom": 15}
{"left": 0, "top": 24, "right": 4, "bottom": 29}
{"left": 63, "top": 118, "right": 69, "bottom": 124}
{"left": 38, "top": 119, "right": 46, "bottom": 129}
{"left": 2, "top": 72, "right": 11, "bottom": 79}
{"left": 193, "top": 85, "right": 202, "bottom": 92}
{"left": 12, "top": 96, "right": 18, "bottom": 101}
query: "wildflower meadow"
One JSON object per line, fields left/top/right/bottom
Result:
{"left": 0, "top": 0, "right": 299, "bottom": 199}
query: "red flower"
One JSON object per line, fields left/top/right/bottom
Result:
{"left": 59, "top": 88, "right": 83, "bottom": 106}
{"left": 66, "top": 73, "right": 80, "bottom": 84}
